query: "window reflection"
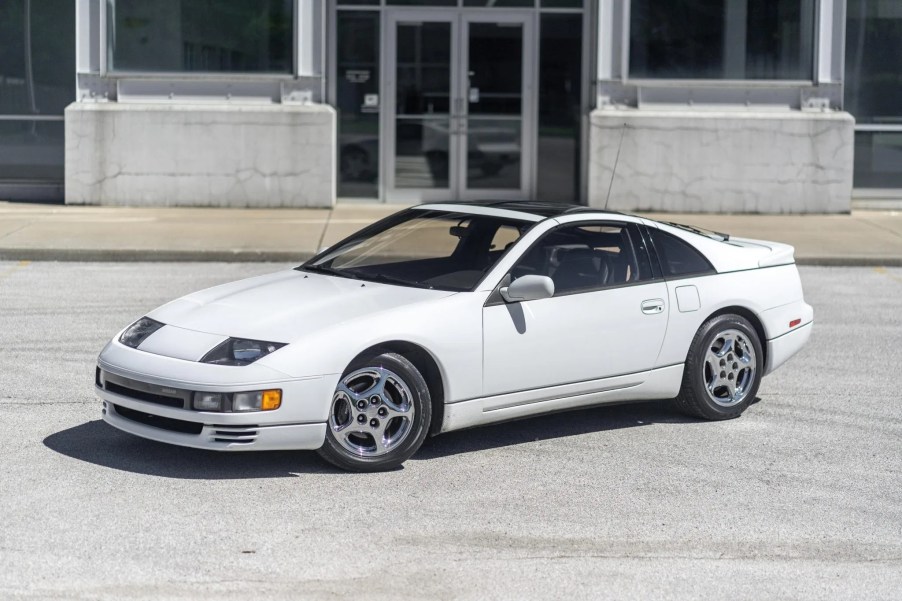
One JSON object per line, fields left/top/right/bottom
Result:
{"left": 630, "top": 0, "right": 814, "bottom": 80}
{"left": 107, "top": 0, "right": 293, "bottom": 73}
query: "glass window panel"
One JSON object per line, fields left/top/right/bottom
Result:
{"left": 845, "top": 0, "right": 902, "bottom": 125}
{"left": 0, "top": 121, "right": 65, "bottom": 181}
{"left": 541, "top": 0, "right": 583, "bottom": 7}
{"left": 337, "top": 11, "right": 380, "bottom": 198}
{"left": 853, "top": 132, "right": 902, "bottom": 189}
{"left": 394, "top": 22, "right": 452, "bottom": 190}
{"left": 107, "top": 0, "right": 293, "bottom": 73}
{"left": 466, "top": 22, "right": 524, "bottom": 191}
{"left": 537, "top": 14, "right": 582, "bottom": 203}
{"left": 463, "top": 1, "right": 535, "bottom": 7}
{"left": 396, "top": 117, "right": 451, "bottom": 188}
{"left": 0, "top": 0, "right": 75, "bottom": 116}
{"left": 387, "top": 0, "right": 457, "bottom": 6}
{"left": 337, "top": 0, "right": 380, "bottom": 5}
{"left": 629, "top": 0, "right": 814, "bottom": 80}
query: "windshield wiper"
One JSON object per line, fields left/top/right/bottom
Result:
{"left": 299, "top": 264, "right": 361, "bottom": 280}
{"left": 359, "top": 272, "right": 432, "bottom": 289}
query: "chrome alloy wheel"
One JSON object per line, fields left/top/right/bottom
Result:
{"left": 329, "top": 367, "right": 415, "bottom": 457}
{"left": 703, "top": 328, "right": 757, "bottom": 407}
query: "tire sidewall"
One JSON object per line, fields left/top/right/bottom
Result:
{"left": 319, "top": 352, "right": 432, "bottom": 472}
{"left": 688, "top": 315, "right": 763, "bottom": 419}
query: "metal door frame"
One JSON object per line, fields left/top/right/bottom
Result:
{"left": 381, "top": 8, "right": 535, "bottom": 203}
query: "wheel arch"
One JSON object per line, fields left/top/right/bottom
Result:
{"left": 347, "top": 341, "right": 446, "bottom": 437}
{"left": 704, "top": 305, "right": 768, "bottom": 368}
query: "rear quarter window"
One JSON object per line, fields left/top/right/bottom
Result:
{"left": 649, "top": 228, "right": 715, "bottom": 277}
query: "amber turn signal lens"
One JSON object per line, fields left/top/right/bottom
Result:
{"left": 261, "top": 389, "right": 282, "bottom": 411}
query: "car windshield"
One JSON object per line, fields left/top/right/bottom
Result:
{"left": 299, "top": 210, "right": 533, "bottom": 291}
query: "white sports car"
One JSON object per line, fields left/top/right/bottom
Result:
{"left": 96, "top": 202, "right": 813, "bottom": 471}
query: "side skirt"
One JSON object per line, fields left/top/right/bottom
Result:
{"left": 440, "top": 364, "right": 684, "bottom": 433}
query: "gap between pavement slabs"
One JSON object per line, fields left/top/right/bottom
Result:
{"left": 1, "top": 201, "right": 901, "bottom": 266}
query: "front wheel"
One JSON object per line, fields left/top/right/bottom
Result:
{"left": 674, "top": 314, "right": 763, "bottom": 420}
{"left": 317, "top": 353, "right": 431, "bottom": 472}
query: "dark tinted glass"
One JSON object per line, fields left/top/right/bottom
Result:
{"left": 630, "top": 0, "right": 814, "bottom": 79}
{"left": 512, "top": 223, "right": 651, "bottom": 295}
{"left": 845, "top": 0, "right": 902, "bottom": 125}
{"left": 853, "top": 132, "right": 902, "bottom": 189}
{"left": 537, "top": 14, "right": 582, "bottom": 203}
{"left": 649, "top": 229, "right": 714, "bottom": 277}
{"left": 0, "top": 0, "right": 73, "bottom": 184}
{"left": 108, "top": 0, "right": 293, "bottom": 72}
{"left": 337, "top": 11, "right": 380, "bottom": 198}
{"left": 0, "top": 0, "right": 74, "bottom": 115}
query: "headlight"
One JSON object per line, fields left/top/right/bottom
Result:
{"left": 119, "top": 317, "right": 164, "bottom": 348}
{"left": 201, "top": 337, "right": 286, "bottom": 366}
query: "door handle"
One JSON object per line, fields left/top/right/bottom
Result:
{"left": 641, "top": 299, "right": 665, "bottom": 315}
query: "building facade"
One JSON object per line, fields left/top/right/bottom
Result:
{"left": 0, "top": 0, "right": 900, "bottom": 212}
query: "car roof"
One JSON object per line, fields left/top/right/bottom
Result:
{"left": 416, "top": 200, "right": 630, "bottom": 220}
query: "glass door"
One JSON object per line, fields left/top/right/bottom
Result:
{"left": 385, "top": 11, "right": 459, "bottom": 203}
{"left": 384, "top": 11, "right": 533, "bottom": 203}
{"left": 459, "top": 15, "right": 533, "bottom": 200}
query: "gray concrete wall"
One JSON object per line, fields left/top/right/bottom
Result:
{"left": 588, "top": 109, "right": 855, "bottom": 213}
{"left": 65, "top": 103, "right": 335, "bottom": 207}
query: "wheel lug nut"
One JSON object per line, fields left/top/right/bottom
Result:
{"left": 720, "top": 371, "right": 726, "bottom": 379}
{"left": 357, "top": 414, "right": 366, "bottom": 423}
{"left": 370, "top": 396, "right": 381, "bottom": 405}
{"left": 728, "top": 373, "right": 734, "bottom": 380}
{"left": 720, "top": 359, "right": 726, "bottom": 367}
{"left": 356, "top": 400, "right": 367, "bottom": 410}
{"left": 732, "top": 363, "right": 738, "bottom": 370}
{"left": 728, "top": 354, "right": 734, "bottom": 361}
{"left": 378, "top": 407, "right": 388, "bottom": 417}
{"left": 370, "top": 418, "right": 379, "bottom": 428}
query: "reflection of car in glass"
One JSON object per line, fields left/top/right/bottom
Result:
{"left": 341, "top": 120, "right": 521, "bottom": 182}
{"left": 96, "top": 202, "right": 813, "bottom": 472}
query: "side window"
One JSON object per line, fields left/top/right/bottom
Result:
{"left": 510, "top": 222, "right": 652, "bottom": 296}
{"left": 648, "top": 228, "right": 715, "bottom": 277}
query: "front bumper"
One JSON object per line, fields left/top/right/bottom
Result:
{"left": 101, "top": 393, "right": 327, "bottom": 451}
{"left": 96, "top": 343, "right": 336, "bottom": 451}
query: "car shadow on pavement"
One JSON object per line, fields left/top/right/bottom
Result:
{"left": 43, "top": 420, "right": 335, "bottom": 478}
{"left": 413, "top": 400, "right": 701, "bottom": 461}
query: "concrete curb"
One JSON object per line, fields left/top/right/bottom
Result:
{"left": 0, "top": 249, "right": 312, "bottom": 263}
{"left": 2, "top": 248, "right": 901, "bottom": 267}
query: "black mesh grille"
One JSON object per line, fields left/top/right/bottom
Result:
{"left": 112, "top": 404, "right": 203, "bottom": 435}
{"left": 105, "top": 381, "right": 185, "bottom": 408}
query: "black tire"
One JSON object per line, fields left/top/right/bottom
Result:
{"left": 317, "top": 352, "right": 431, "bottom": 472}
{"left": 674, "top": 314, "right": 763, "bottom": 420}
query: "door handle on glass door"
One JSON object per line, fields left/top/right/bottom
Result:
{"left": 641, "top": 299, "right": 665, "bottom": 315}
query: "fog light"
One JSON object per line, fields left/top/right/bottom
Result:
{"left": 193, "top": 392, "right": 223, "bottom": 411}
{"left": 233, "top": 389, "right": 281, "bottom": 412}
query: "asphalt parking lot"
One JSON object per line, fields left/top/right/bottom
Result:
{"left": 0, "top": 261, "right": 900, "bottom": 600}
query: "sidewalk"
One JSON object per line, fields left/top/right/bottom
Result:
{"left": 1, "top": 201, "right": 901, "bottom": 266}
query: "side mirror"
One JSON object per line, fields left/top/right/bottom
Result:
{"left": 500, "top": 275, "right": 555, "bottom": 303}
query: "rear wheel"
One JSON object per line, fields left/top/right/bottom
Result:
{"left": 317, "top": 353, "right": 431, "bottom": 472}
{"left": 674, "top": 314, "right": 762, "bottom": 420}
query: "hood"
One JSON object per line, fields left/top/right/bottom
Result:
{"left": 147, "top": 269, "right": 456, "bottom": 343}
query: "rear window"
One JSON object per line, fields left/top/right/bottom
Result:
{"left": 648, "top": 228, "right": 715, "bottom": 277}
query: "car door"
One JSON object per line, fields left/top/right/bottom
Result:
{"left": 482, "top": 219, "right": 669, "bottom": 397}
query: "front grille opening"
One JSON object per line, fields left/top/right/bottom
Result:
{"left": 113, "top": 404, "right": 203, "bottom": 435}
{"left": 105, "top": 381, "right": 184, "bottom": 409}
{"left": 95, "top": 367, "right": 102, "bottom": 387}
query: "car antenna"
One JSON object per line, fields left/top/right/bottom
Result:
{"left": 604, "top": 122, "right": 627, "bottom": 211}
